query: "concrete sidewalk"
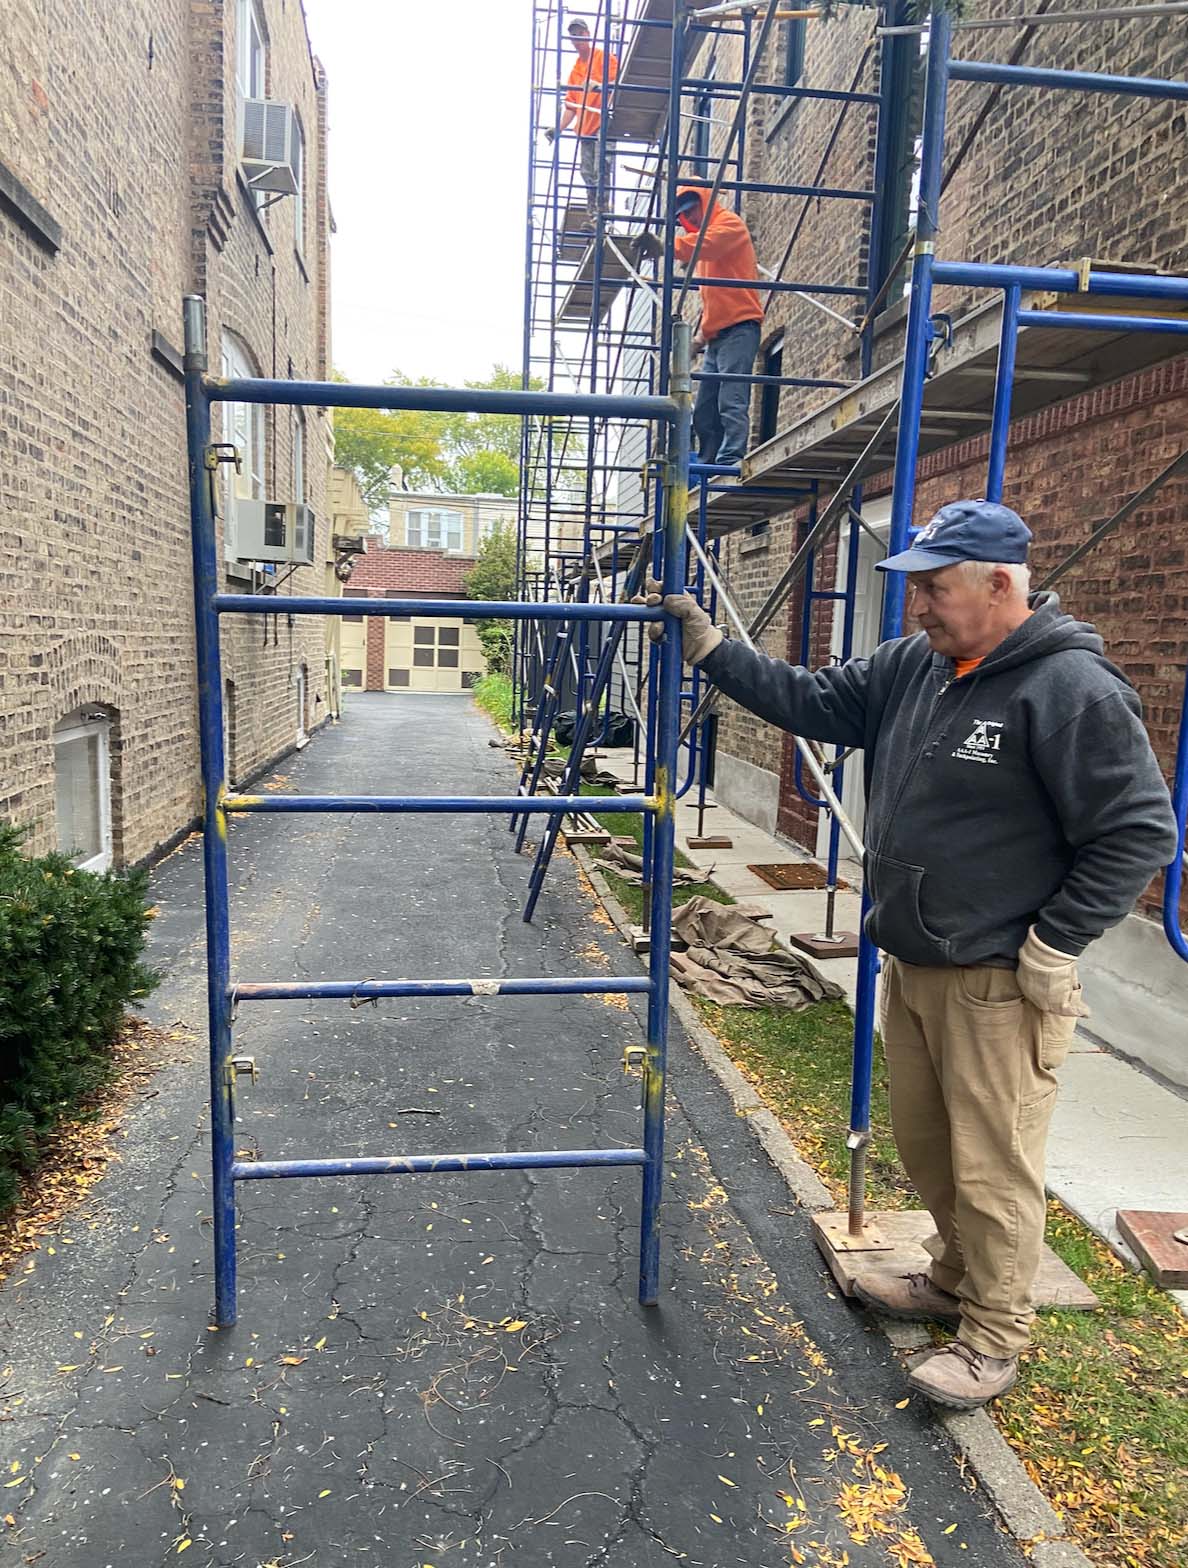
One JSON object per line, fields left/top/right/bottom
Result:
{"left": 0, "top": 695, "right": 1026, "bottom": 1568}
{"left": 595, "top": 744, "right": 1188, "bottom": 1310}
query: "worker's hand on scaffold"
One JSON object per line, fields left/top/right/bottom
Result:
{"left": 543, "top": 126, "right": 557, "bottom": 144}
{"left": 632, "top": 578, "right": 723, "bottom": 664}
{"left": 632, "top": 230, "right": 663, "bottom": 263}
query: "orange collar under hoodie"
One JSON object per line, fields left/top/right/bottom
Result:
{"left": 672, "top": 184, "right": 764, "bottom": 343}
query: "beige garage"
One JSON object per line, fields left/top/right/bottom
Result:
{"left": 385, "top": 615, "right": 487, "bottom": 693}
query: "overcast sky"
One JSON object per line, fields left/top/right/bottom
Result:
{"left": 302, "top": 0, "right": 534, "bottom": 387}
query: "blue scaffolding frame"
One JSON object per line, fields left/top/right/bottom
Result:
{"left": 517, "top": 0, "right": 1188, "bottom": 1241}
{"left": 183, "top": 294, "right": 693, "bottom": 1327}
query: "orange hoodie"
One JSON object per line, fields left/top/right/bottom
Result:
{"left": 566, "top": 48, "right": 618, "bottom": 139}
{"left": 672, "top": 185, "right": 764, "bottom": 342}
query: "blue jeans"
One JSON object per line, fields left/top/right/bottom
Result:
{"left": 694, "top": 318, "right": 761, "bottom": 467}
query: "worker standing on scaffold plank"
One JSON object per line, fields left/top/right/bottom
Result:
{"left": 545, "top": 18, "right": 618, "bottom": 227}
{"left": 639, "top": 183, "right": 764, "bottom": 473}
{"left": 642, "top": 501, "right": 1177, "bottom": 1410}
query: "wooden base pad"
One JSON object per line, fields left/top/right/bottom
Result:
{"left": 787, "top": 931, "right": 860, "bottom": 960}
{"left": 812, "top": 1208, "right": 1099, "bottom": 1311}
{"left": 1116, "top": 1209, "right": 1188, "bottom": 1288}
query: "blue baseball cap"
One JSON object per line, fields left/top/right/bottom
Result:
{"left": 875, "top": 499, "right": 1033, "bottom": 573}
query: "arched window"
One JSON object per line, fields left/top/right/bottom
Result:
{"left": 54, "top": 707, "right": 112, "bottom": 872}
{"left": 220, "top": 330, "right": 266, "bottom": 566}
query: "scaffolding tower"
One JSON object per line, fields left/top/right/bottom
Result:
{"left": 513, "top": 0, "right": 1188, "bottom": 1241}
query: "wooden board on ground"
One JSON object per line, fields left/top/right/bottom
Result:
{"left": 787, "top": 930, "right": 860, "bottom": 960}
{"left": 688, "top": 834, "right": 733, "bottom": 850}
{"left": 563, "top": 830, "right": 613, "bottom": 847}
{"left": 1116, "top": 1209, "right": 1188, "bottom": 1288}
{"left": 749, "top": 862, "right": 848, "bottom": 892}
{"left": 813, "top": 1208, "right": 1099, "bottom": 1311}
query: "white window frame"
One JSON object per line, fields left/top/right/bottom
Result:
{"left": 236, "top": 0, "right": 268, "bottom": 212}
{"left": 292, "top": 115, "right": 305, "bottom": 256}
{"left": 237, "top": 0, "right": 267, "bottom": 111}
{"left": 54, "top": 711, "right": 112, "bottom": 873}
{"left": 221, "top": 332, "right": 266, "bottom": 565}
{"left": 292, "top": 407, "right": 305, "bottom": 502}
{"left": 405, "top": 508, "right": 464, "bottom": 552}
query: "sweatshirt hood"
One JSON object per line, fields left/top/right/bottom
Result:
{"left": 676, "top": 183, "right": 717, "bottom": 223}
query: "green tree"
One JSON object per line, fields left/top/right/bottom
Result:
{"left": 333, "top": 365, "right": 545, "bottom": 515}
{"left": 331, "top": 388, "right": 447, "bottom": 512}
{"left": 463, "top": 522, "right": 522, "bottom": 673}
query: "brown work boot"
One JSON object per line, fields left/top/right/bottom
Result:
{"left": 852, "top": 1271, "right": 962, "bottom": 1328}
{"left": 907, "top": 1340, "right": 1019, "bottom": 1410}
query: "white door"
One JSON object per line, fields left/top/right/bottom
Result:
{"left": 815, "top": 499, "right": 889, "bottom": 854}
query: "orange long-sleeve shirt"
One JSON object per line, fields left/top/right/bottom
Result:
{"left": 672, "top": 184, "right": 764, "bottom": 342}
{"left": 566, "top": 48, "right": 618, "bottom": 139}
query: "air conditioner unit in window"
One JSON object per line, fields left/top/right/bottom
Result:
{"left": 235, "top": 500, "right": 316, "bottom": 566}
{"left": 241, "top": 99, "right": 301, "bottom": 194}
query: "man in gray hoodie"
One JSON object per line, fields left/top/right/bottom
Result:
{"left": 646, "top": 499, "right": 1178, "bottom": 1409}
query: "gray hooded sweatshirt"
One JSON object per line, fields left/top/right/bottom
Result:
{"left": 699, "top": 593, "right": 1178, "bottom": 968}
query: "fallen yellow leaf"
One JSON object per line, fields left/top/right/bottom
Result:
{"left": 176, "top": 1541, "right": 192, "bottom": 1555}
{"left": 314, "top": 1337, "right": 327, "bottom": 1351}
{"left": 717, "top": 1475, "right": 736, "bottom": 1487}
{"left": 504, "top": 1320, "right": 527, "bottom": 1333}
{"left": 709, "top": 1513, "right": 723, "bottom": 1524}
{"left": 318, "top": 1488, "right": 332, "bottom": 1498}
{"left": 895, "top": 1398, "right": 910, "bottom": 1409}
{"left": 280, "top": 1355, "right": 306, "bottom": 1366}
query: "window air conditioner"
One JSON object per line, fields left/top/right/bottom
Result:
{"left": 235, "top": 500, "right": 316, "bottom": 566}
{"left": 241, "top": 99, "right": 301, "bottom": 195}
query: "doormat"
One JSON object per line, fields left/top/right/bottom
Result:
{"left": 747, "top": 863, "right": 848, "bottom": 892}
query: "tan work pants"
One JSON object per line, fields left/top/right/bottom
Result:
{"left": 879, "top": 958, "right": 1077, "bottom": 1359}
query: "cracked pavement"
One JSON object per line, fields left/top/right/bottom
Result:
{"left": 0, "top": 694, "right": 1025, "bottom": 1567}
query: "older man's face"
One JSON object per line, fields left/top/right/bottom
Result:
{"left": 905, "top": 564, "right": 999, "bottom": 660}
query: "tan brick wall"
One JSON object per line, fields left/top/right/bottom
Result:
{"left": 0, "top": 0, "right": 333, "bottom": 865}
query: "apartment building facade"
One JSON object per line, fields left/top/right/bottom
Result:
{"left": 0, "top": 0, "right": 333, "bottom": 869}
{"left": 679, "top": 4, "right": 1187, "bottom": 1075}
{"left": 338, "top": 489, "right": 512, "bottom": 694}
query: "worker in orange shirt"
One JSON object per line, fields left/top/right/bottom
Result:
{"left": 544, "top": 18, "right": 618, "bottom": 224}
{"left": 639, "top": 184, "right": 764, "bottom": 469}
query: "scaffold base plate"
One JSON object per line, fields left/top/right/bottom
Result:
{"left": 687, "top": 835, "right": 733, "bottom": 850}
{"left": 787, "top": 931, "right": 860, "bottom": 959}
{"left": 814, "top": 1209, "right": 1099, "bottom": 1310}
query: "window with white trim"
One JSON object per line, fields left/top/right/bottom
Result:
{"left": 405, "top": 509, "right": 463, "bottom": 551}
{"left": 54, "top": 709, "right": 112, "bottom": 873}
{"left": 292, "top": 116, "right": 305, "bottom": 256}
{"left": 237, "top": 0, "right": 266, "bottom": 109}
{"left": 292, "top": 408, "right": 305, "bottom": 502}
{"left": 221, "top": 332, "right": 266, "bottom": 565}
{"left": 236, "top": 0, "right": 267, "bottom": 211}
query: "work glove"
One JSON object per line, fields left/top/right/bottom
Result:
{"left": 543, "top": 126, "right": 557, "bottom": 144}
{"left": 1016, "top": 926, "right": 1090, "bottom": 1017}
{"left": 632, "top": 230, "right": 663, "bottom": 263}
{"left": 632, "top": 578, "right": 723, "bottom": 663}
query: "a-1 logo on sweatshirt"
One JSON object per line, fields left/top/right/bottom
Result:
{"left": 952, "top": 719, "right": 1003, "bottom": 765}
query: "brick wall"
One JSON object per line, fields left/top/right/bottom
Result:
{"left": 351, "top": 548, "right": 475, "bottom": 596}
{"left": 0, "top": 0, "right": 332, "bottom": 865}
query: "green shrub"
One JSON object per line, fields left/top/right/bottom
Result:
{"left": 0, "top": 824, "right": 158, "bottom": 1214}
{"left": 471, "top": 672, "right": 515, "bottom": 732}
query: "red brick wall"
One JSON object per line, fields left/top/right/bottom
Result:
{"left": 350, "top": 547, "right": 475, "bottom": 595}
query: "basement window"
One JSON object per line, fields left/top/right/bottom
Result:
{"left": 54, "top": 709, "right": 112, "bottom": 872}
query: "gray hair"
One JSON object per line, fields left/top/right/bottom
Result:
{"left": 954, "top": 559, "right": 1031, "bottom": 595}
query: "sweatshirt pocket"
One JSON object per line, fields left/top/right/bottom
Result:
{"left": 863, "top": 852, "right": 953, "bottom": 968}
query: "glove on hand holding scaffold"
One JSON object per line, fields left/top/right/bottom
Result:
{"left": 632, "top": 578, "right": 723, "bottom": 664}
